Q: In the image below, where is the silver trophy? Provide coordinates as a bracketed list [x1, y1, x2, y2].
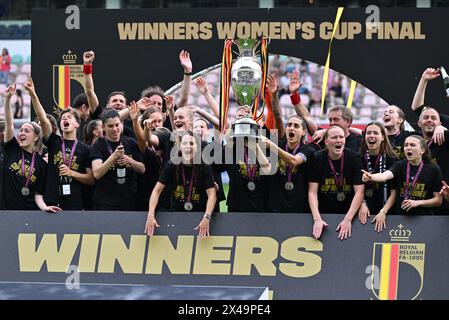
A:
[229, 39, 264, 141]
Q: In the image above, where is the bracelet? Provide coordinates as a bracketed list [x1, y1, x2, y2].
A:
[183, 71, 192, 76]
[83, 64, 93, 75]
[203, 213, 211, 220]
[290, 92, 301, 105]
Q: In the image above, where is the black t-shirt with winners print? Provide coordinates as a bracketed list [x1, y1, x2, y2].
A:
[43, 132, 92, 209]
[2, 138, 47, 210]
[389, 160, 442, 215]
[361, 153, 399, 216]
[221, 145, 270, 212]
[267, 139, 320, 213]
[308, 148, 363, 214]
[158, 161, 214, 212]
[90, 136, 144, 210]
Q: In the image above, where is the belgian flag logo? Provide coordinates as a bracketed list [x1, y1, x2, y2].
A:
[371, 225, 425, 300]
[52, 50, 86, 110]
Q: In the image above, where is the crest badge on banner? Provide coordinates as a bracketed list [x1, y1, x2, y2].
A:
[371, 224, 425, 300]
[52, 50, 86, 110]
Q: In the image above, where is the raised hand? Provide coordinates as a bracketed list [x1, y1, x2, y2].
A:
[179, 50, 192, 74]
[289, 69, 303, 94]
[5, 83, 16, 98]
[136, 97, 152, 111]
[83, 51, 95, 64]
[164, 95, 175, 111]
[421, 67, 440, 81]
[266, 74, 279, 94]
[129, 101, 140, 122]
[195, 77, 209, 95]
[24, 75, 36, 96]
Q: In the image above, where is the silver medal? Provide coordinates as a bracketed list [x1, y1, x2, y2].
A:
[21, 187, 30, 196]
[184, 201, 193, 211]
[285, 182, 294, 191]
[337, 192, 346, 202]
[247, 181, 256, 191]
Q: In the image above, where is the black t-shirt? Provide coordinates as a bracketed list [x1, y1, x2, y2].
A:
[2, 138, 47, 210]
[136, 147, 170, 211]
[388, 130, 414, 160]
[43, 132, 92, 209]
[201, 138, 226, 204]
[267, 139, 319, 213]
[389, 160, 442, 215]
[90, 136, 144, 210]
[308, 148, 363, 214]
[158, 161, 214, 212]
[222, 145, 270, 212]
[361, 152, 399, 215]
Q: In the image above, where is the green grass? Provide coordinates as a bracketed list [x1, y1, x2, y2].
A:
[219, 183, 229, 213]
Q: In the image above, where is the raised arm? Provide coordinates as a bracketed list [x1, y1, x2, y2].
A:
[195, 77, 222, 121]
[129, 101, 146, 153]
[165, 95, 176, 130]
[3, 84, 16, 142]
[143, 120, 160, 148]
[411, 67, 440, 111]
[266, 74, 285, 138]
[83, 51, 100, 114]
[261, 135, 306, 167]
[24, 76, 51, 139]
[289, 70, 318, 135]
[176, 50, 192, 108]
[191, 106, 219, 129]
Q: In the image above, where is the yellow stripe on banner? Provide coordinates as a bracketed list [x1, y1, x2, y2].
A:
[346, 79, 357, 109]
[320, 7, 344, 115]
[58, 66, 65, 108]
[379, 243, 392, 300]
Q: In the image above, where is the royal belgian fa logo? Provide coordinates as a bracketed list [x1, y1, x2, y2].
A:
[370, 224, 425, 300]
[52, 50, 86, 110]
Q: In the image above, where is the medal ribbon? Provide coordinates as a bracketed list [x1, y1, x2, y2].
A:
[21, 150, 36, 189]
[285, 142, 301, 183]
[404, 160, 424, 200]
[181, 165, 196, 203]
[328, 152, 344, 192]
[61, 139, 78, 168]
[244, 147, 257, 183]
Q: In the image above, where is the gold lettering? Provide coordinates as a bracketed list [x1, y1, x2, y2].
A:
[118, 23, 138, 40]
[320, 22, 333, 40]
[185, 22, 199, 40]
[145, 23, 158, 40]
[279, 237, 323, 278]
[233, 236, 278, 276]
[236, 22, 251, 38]
[159, 23, 173, 40]
[174, 23, 185, 40]
[199, 22, 213, 39]
[193, 236, 233, 275]
[18, 234, 80, 272]
[269, 22, 281, 39]
[216, 22, 237, 39]
[78, 234, 100, 273]
[97, 235, 147, 274]
[302, 22, 315, 40]
[146, 236, 194, 274]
